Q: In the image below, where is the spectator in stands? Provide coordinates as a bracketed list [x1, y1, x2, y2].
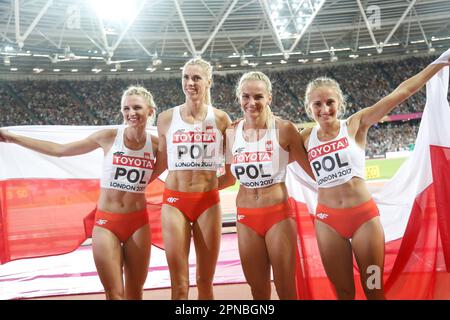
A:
[0, 53, 442, 155]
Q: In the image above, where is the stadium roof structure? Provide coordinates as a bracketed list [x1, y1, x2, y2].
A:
[0, 0, 449, 77]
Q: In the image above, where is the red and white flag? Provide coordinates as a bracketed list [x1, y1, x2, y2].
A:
[1, 68, 449, 299]
[286, 66, 450, 299]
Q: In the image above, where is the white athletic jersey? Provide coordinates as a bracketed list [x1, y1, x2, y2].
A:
[166, 105, 222, 171]
[307, 120, 365, 188]
[231, 120, 289, 189]
[100, 126, 155, 193]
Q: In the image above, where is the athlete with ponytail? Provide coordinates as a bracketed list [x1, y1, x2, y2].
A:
[151, 58, 233, 300]
[0, 86, 158, 299]
[301, 49, 450, 300]
[220, 71, 313, 299]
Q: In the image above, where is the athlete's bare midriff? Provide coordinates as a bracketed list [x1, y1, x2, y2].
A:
[98, 188, 147, 213]
[236, 182, 288, 209]
[164, 170, 218, 192]
[317, 177, 372, 208]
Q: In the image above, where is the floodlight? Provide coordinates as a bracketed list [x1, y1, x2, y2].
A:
[90, 0, 138, 21]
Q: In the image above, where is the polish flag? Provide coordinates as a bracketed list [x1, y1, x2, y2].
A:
[0, 125, 164, 264]
[286, 66, 450, 299]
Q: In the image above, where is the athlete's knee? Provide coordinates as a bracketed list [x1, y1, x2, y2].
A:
[277, 287, 297, 300]
[104, 287, 125, 300]
[331, 278, 356, 300]
[171, 281, 190, 300]
[363, 280, 385, 300]
[249, 281, 271, 300]
[196, 275, 213, 289]
[125, 289, 143, 300]
[335, 287, 355, 300]
[125, 282, 145, 300]
[364, 288, 386, 300]
[251, 287, 271, 300]
[274, 280, 297, 300]
[196, 275, 214, 299]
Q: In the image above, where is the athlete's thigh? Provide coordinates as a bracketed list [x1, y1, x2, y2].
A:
[351, 217, 385, 285]
[314, 220, 354, 288]
[265, 218, 298, 299]
[161, 204, 191, 273]
[92, 226, 124, 289]
[192, 203, 222, 277]
[123, 224, 151, 285]
[265, 218, 297, 277]
[237, 222, 271, 284]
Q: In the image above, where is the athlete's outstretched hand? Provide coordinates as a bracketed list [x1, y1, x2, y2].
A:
[432, 48, 450, 66]
[0, 129, 13, 142]
[0, 129, 11, 143]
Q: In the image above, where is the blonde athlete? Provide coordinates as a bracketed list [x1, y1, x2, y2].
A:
[220, 71, 313, 299]
[301, 50, 450, 300]
[0, 86, 158, 300]
[151, 58, 233, 300]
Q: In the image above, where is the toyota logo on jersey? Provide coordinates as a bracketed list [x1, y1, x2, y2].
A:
[109, 153, 154, 192]
[233, 151, 272, 164]
[308, 137, 352, 186]
[112, 154, 155, 169]
[170, 128, 222, 169]
[172, 130, 216, 143]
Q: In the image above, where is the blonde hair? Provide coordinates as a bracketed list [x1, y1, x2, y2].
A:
[121, 85, 157, 126]
[304, 77, 346, 120]
[183, 57, 213, 105]
[236, 71, 274, 130]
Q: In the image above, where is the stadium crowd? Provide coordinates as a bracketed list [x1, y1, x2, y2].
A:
[1, 55, 442, 156]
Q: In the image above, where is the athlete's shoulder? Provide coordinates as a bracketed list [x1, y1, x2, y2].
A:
[89, 128, 118, 149]
[212, 107, 232, 131]
[150, 134, 159, 144]
[92, 128, 117, 141]
[159, 107, 175, 118]
[230, 117, 243, 129]
[212, 107, 231, 121]
[345, 115, 358, 129]
[275, 118, 300, 138]
[96, 127, 118, 135]
[299, 126, 313, 139]
[275, 117, 295, 130]
[156, 108, 175, 125]
[150, 134, 159, 151]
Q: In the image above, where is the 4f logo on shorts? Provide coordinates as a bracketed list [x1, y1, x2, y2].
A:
[166, 197, 179, 204]
[316, 213, 328, 220]
[96, 219, 108, 225]
[237, 214, 245, 221]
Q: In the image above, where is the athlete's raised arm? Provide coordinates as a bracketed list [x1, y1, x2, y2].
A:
[353, 49, 450, 129]
[0, 128, 113, 157]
